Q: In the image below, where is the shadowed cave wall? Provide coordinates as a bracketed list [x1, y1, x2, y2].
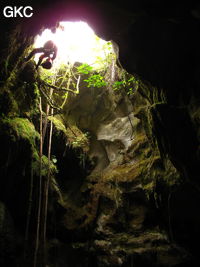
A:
[0, 1, 200, 267]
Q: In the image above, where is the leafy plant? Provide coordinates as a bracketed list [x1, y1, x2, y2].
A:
[84, 74, 107, 88]
[112, 73, 138, 95]
[76, 63, 93, 74]
[113, 80, 126, 91]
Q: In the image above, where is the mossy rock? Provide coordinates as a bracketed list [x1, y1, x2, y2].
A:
[102, 161, 144, 183]
[32, 151, 57, 177]
[0, 117, 39, 146]
[49, 115, 90, 152]
[0, 89, 19, 116]
[48, 116, 67, 133]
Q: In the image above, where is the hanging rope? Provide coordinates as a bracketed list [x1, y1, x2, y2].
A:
[40, 85, 54, 266]
[42, 88, 54, 146]
[33, 96, 43, 267]
[32, 66, 80, 266]
[24, 159, 34, 262]
[42, 106, 54, 264]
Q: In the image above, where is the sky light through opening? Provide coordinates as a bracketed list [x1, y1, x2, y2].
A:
[34, 21, 113, 70]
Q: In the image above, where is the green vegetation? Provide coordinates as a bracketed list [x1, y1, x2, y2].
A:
[113, 72, 139, 95]
[34, 37, 140, 123]
[84, 74, 107, 88]
[32, 151, 57, 177]
[66, 126, 90, 152]
[76, 63, 107, 88]
[76, 63, 93, 74]
[71, 131, 90, 148]
[0, 117, 39, 145]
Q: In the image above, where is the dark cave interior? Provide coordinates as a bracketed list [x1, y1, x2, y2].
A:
[0, 1, 200, 267]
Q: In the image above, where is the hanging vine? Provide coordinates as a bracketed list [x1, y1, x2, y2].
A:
[42, 106, 54, 263]
[24, 159, 34, 261]
[33, 96, 43, 267]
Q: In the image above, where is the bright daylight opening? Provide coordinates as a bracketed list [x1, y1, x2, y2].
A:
[34, 21, 113, 70]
